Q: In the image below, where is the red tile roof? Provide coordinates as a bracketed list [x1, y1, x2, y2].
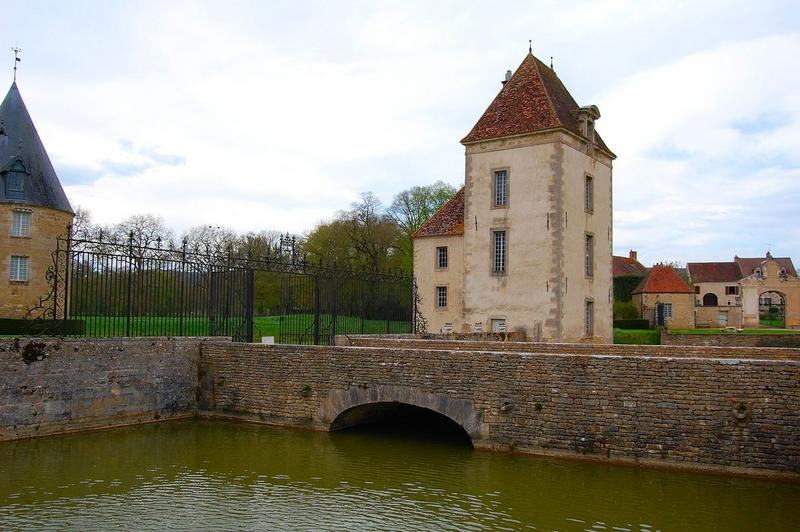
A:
[412, 188, 465, 238]
[687, 262, 742, 283]
[461, 53, 611, 155]
[688, 257, 798, 282]
[632, 265, 693, 294]
[735, 256, 797, 277]
[613, 255, 647, 277]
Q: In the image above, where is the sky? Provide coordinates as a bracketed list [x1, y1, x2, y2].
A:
[1, 0, 798, 265]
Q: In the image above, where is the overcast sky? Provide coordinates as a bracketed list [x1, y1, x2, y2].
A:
[2, 0, 798, 265]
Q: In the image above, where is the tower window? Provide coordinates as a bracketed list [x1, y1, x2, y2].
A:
[584, 299, 594, 337]
[10, 255, 29, 281]
[493, 170, 508, 207]
[584, 175, 594, 213]
[436, 286, 448, 308]
[11, 210, 31, 237]
[585, 233, 594, 277]
[436, 246, 448, 269]
[492, 230, 507, 274]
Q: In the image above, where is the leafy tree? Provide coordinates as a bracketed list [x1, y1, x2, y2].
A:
[388, 181, 458, 272]
[303, 192, 403, 273]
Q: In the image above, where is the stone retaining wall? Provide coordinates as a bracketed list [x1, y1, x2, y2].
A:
[340, 335, 800, 360]
[0, 337, 203, 441]
[201, 342, 800, 477]
[661, 331, 800, 348]
[3, 336, 799, 478]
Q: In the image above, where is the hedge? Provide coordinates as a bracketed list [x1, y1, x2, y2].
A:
[0, 318, 85, 335]
[613, 319, 650, 330]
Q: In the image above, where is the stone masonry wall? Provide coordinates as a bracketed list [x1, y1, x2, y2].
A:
[201, 342, 800, 476]
[661, 331, 800, 348]
[341, 335, 800, 361]
[0, 337, 203, 441]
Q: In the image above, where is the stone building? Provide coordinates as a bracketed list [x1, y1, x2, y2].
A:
[688, 255, 800, 329]
[631, 265, 694, 329]
[413, 52, 615, 342]
[0, 82, 74, 318]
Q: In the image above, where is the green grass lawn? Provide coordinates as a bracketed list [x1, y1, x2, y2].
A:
[65, 314, 412, 344]
[613, 328, 660, 345]
[669, 328, 800, 335]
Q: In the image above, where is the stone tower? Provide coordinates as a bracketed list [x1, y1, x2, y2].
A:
[413, 52, 615, 342]
[0, 82, 74, 318]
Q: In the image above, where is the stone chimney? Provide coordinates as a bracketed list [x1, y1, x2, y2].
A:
[629, 250, 638, 262]
[501, 70, 512, 86]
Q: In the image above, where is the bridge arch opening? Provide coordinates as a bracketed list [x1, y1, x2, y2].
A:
[330, 402, 473, 447]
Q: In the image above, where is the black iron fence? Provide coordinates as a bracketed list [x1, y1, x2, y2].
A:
[28, 234, 415, 344]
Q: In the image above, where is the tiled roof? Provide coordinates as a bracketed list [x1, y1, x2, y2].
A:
[461, 53, 611, 155]
[687, 262, 742, 283]
[412, 188, 465, 238]
[613, 255, 646, 277]
[632, 265, 693, 294]
[735, 257, 797, 278]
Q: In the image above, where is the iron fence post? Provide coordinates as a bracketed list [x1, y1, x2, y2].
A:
[313, 273, 320, 345]
[126, 231, 133, 337]
[331, 274, 337, 344]
[386, 277, 391, 334]
[63, 226, 72, 335]
[179, 240, 186, 336]
[246, 268, 254, 343]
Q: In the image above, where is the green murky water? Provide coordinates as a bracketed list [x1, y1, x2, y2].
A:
[1, 420, 797, 530]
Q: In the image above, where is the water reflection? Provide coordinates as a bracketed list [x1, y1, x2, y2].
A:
[0, 420, 797, 530]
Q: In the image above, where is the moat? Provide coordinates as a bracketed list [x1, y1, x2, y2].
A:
[1, 420, 797, 531]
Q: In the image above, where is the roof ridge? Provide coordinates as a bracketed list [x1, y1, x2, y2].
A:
[529, 54, 561, 127]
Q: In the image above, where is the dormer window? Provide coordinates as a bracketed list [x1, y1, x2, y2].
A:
[4, 160, 27, 195]
[577, 105, 601, 144]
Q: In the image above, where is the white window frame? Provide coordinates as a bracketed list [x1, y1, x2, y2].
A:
[11, 210, 31, 237]
[493, 170, 508, 207]
[436, 246, 448, 269]
[492, 230, 507, 274]
[663, 302, 673, 319]
[584, 174, 594, 213]
[436, 286, 448, 309]
[584, 299, 594, 337]
[10, 255, 29, 281]
[585, 233, 594, 278]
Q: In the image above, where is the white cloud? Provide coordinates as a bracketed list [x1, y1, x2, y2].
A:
[600, 33, 800, 263]
[4, 0, 799, 264]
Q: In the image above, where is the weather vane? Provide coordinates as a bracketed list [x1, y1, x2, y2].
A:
[528, 40, 532, 53]
[12, 46, 21, 82]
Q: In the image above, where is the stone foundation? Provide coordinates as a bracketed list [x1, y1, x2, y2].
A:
[2, 336, 799, 479]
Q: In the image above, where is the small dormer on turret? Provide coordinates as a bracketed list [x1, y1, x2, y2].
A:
[1, 157, 28, 201]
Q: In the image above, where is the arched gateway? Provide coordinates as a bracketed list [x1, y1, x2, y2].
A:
[317, 385, 489, 447]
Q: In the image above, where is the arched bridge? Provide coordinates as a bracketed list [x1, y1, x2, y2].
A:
[198, 338, 800, 475]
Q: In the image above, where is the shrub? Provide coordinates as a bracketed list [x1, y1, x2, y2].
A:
[613, 319, 650, 330]
[0, 318, 85, 335]
[613, 301, 639, 320]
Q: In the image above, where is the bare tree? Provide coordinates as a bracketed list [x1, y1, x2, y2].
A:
[343, 192, 400, 273]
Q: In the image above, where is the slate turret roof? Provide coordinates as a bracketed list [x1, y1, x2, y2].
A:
[461, 52, 612, 156]
[0, 82, 73, 214]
